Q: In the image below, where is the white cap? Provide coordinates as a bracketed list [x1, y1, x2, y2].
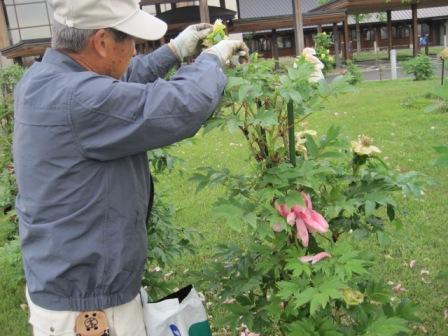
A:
[49, 0, 168, 41]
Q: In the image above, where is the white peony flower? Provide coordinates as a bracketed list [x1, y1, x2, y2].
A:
[351, 135, 381, 156]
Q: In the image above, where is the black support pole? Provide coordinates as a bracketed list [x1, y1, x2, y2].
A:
[287, 101, 296, 166]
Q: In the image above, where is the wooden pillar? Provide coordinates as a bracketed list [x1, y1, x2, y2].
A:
[430, 20, 437, 46]
[374, 26, 380, 52]
[317, 25, 322, 34]
[412, 4, 419, 56]
[0, 2, 10, 49]
[219, 0, 226, 8]
[356, 17, 361, 53]
[155, 4, 161, 15]
[333, 22, 341, 68]
[171, 2, 176, 9]
[292, 0, 305, 55]
[344, 13, 351, 60]
[199, 0, 210, 23]
[387, 10, 392, 59]
[271, 29, 280, 69]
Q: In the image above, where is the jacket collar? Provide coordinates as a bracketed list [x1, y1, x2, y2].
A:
[41, 48, 87, 72]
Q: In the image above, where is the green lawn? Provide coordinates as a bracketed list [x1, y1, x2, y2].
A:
[1, 78, 447, 335]
[352, 46, 445, 62]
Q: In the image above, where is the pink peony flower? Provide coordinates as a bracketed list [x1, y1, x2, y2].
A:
[299, 252, 332, 264]
[275, 192, 329, 246]
[275, 204, 290, 218]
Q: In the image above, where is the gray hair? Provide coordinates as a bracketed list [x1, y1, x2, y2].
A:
[51, 21, 97, 52]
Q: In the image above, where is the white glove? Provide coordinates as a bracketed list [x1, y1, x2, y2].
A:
[205, 40, 250, 66]
[170, 23, 213, 61]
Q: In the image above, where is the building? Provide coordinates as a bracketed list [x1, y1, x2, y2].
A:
[233, 0, 448, 59]
[0, 0, 238, 64]
[0, 0, 447, 64]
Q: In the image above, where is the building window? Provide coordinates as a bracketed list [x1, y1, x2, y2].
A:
[277, 35, 292, 49]
[4, 0, 52, 44]
[362, 28, 372, 41]
[380, 27, 389, 40]
[421, 23, 430, 36]
[258, 37, 271, 52]
[396, 25, 410, 39]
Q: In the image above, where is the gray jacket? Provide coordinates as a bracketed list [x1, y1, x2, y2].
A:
[13, 45, 227, 311]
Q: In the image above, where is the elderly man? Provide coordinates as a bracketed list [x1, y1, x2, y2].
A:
[13, 0, 248, 335]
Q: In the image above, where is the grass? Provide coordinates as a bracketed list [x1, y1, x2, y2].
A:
[352, 46, 445, 62]
[1, 78, 447, 335]
[308, 79, 448, 334]
[280, 46, 446, 68]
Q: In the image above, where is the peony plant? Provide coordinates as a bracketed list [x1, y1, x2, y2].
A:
[192, 56, 424, 335]
[313, 32, 334, 74]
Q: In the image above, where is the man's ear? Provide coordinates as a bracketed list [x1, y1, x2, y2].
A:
[90, 29, 109, 58]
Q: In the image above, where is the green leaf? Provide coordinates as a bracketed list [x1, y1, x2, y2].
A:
[243, 212, 257, 229]
[310, 292, 329, 315]
[226, 76, 249, 89]
[282, 190, 305, 208]
[386, 204, 395, 221]
[292, 287, 318, 308]
[363, 316, 409, 336]
[288, 89, 303, 104]
[377, 231, 392, 248]
[214, 203, 245, 232]
[366, 281, 391, 304]
[305, 134, 319, 158]
[318, 151, 346, 159]
[394, 298, 420, 322]
[365, 200, 375, 216]
[285, 258, 311, 277]
[225, 116, 242, 133]
[277, 281, 304, 300]
[436, 269, 448, 280]
[238, 84, 253, 102]
[213, 33, 223, 44]
[254, 109, 278, 128]
[289, 319, 319, 336]
[365, 192, 390, 205]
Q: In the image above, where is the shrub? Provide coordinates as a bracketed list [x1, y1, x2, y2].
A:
[313, 32, 334, 74]
[403, 54, 434, 81]
[345, 60, 363, 85]
[192, 55, 424, 335]
[0, 65, 25, 244]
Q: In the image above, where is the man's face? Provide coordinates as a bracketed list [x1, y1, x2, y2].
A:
[104, 31, 136, 79]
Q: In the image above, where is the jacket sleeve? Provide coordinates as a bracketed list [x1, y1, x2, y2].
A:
[69, 54, 227, 161]
[123, 45, 179, 84]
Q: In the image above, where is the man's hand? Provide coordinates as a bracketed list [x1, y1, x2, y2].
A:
[204, 40, 250, 66]
[170, 23, 213, 61]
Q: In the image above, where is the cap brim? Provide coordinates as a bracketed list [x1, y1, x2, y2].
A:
[113, 10, 167, 41]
